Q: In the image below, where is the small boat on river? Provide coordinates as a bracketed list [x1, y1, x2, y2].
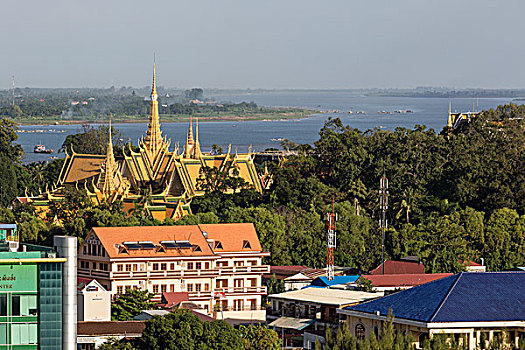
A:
[34, 145, 54, 154]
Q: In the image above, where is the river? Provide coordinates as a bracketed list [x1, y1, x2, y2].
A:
[17, 92, 513, 164]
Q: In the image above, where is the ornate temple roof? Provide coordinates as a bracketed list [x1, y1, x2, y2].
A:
[20, 64, 264, 221]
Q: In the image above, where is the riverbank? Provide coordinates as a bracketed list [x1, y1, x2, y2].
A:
[12, 107, 317, 126]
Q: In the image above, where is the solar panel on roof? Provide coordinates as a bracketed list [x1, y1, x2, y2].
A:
[123, 242, 141, 250]
[160, 241, 178, 248]
[139, 241, 155, 249]
[176, 240, 192, 249]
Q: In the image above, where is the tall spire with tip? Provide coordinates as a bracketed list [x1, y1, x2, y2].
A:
[447, 101, 453, 128]
[143, 61, 166, 163]
[98, 119, 119, 195]
[194, 117, 201, 158]
[185, 116, 195, 158]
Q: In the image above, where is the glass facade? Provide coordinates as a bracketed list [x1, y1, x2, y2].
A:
[0, 258, 63, 350]
[39, 262, 63, 350]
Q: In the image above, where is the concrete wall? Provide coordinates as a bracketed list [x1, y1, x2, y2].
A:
[54, 236, 77, 350]
[77, 291, 111, 322]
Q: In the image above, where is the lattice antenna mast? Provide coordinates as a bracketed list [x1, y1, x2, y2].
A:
[326, 204, 337, 281]
[379, 176, 389, 275]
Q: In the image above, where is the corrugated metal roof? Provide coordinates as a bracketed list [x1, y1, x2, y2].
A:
[269, 317, 315, 330]
[345, 272, 525, 323]
[270, 288, 383, 306]
[312, 275, 360, 287]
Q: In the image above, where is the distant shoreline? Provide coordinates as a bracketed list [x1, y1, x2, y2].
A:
[13, 110, 318, 126]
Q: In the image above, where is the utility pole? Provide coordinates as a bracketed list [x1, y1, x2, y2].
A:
[379, 176, 388, 275]
[326, 203, 337, 281]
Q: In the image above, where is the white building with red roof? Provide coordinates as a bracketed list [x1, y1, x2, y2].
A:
[77, 223, 270, 322]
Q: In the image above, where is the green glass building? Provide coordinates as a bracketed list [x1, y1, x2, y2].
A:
[0, 225, 66, 350]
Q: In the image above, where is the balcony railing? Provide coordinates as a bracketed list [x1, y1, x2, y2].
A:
[214, 305, 266, 312]
[214, 286, 267, 295]
[79, 265, 270, 280]
[78, 268, 110, 279]
[218, 266, 270, 274]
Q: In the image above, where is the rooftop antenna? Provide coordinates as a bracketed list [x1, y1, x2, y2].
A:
[326, 198, 337, 281]
[379, 176, 389, 275]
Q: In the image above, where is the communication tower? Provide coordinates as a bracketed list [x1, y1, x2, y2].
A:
[379, 176, 389, 275]
[326, 207, 337, 281]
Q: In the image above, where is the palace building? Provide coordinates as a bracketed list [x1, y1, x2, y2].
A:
[77, 223, 269, 322]
[18, 66, 264, 221]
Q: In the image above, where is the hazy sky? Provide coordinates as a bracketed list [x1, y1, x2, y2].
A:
[2, 0, 525, 89]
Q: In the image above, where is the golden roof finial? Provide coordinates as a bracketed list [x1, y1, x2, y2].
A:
[185, 116, 195, 158]
[447, 101, 453, 128]
[142, 62, 167, 164]
[152, 60, 157, 96]
[97, 118, 119, 195]
[194, 117, 201, 159]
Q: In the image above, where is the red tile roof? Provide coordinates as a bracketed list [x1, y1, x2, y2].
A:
[77, 277, 93, 291]
[200, 223, 263, 252]
[369, 260, 425, 275]
[87, 223, 264, 259]
[363, 273, 453, 288]
[159, 292, 190, 308]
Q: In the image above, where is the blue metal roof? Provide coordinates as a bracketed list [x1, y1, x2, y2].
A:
[432, 272, 525, 322]
[311, 275, 360, 287]
[345, 272, 525, 323]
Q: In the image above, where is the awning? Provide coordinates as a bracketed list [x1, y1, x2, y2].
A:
[269, 317, 315, 330]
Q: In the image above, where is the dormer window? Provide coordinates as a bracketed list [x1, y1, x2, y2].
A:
[214, 241, 223, 250]
[242, 240, 251, 249]
[193, 245, 202, 252]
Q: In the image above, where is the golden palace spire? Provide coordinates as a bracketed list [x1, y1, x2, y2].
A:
[447, 101, 453, 128]
[185, 116, 195, 158]
[97, 119, 119, 195]
[194, 117, 202, 159]
[142, 63, 167, 163]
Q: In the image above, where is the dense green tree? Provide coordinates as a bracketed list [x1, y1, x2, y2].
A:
[97, 338, 136, 350]
[484, 208, 525, 271]
[0, 118, 23, 162]
[196, 161, 252, 194]
[111, 288, 156, 321]
[0, 155, 18, 207]
[60, 124, 125, 156]
[265, 274, 285, 295]
[200, 320, 244, 350]
[239, 324, 280, 350]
